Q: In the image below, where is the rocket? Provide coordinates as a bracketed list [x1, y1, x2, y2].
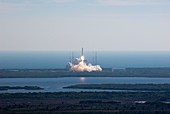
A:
[81, 48, 87, 63]
[67, 48, 102, 72]
[81, 48, 84, 56]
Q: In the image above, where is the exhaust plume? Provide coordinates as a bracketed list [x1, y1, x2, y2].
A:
[67, 49, 102, 72]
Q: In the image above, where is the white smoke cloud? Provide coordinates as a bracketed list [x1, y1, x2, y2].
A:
[68, 55, 102, 72]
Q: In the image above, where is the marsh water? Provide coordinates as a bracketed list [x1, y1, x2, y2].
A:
[0, 77, 170, 93]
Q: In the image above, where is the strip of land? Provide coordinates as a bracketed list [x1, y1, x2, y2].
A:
[0, 92, 170, 114]
[0, 68, 170, 78]
[0, 86, 43, 91]
[64, 84, 170, 91]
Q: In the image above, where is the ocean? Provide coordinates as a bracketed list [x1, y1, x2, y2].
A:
[0, 51, 170, 69]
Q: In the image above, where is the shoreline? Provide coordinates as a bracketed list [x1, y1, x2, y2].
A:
[0, 86, 43, 91]
[64, 84, 170, 91]
[0, 67, 170, 78]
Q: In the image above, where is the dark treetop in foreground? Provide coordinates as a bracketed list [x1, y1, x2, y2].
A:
[0, 92, 170, 114]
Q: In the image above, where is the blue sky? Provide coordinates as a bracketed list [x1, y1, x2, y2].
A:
[0, 0, 170, 51]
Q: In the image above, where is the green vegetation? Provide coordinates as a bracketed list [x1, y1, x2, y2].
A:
[0, 92, 170, 113]
[0, 68, 170, 113]
[65, 84, 170, 91]
[0, 86, 43, 90]
[0, 68, 170, 78]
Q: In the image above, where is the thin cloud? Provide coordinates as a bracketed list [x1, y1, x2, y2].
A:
[0, 3, 24, 13]
[0, 0, 169, 6]
[0, 0, 77, 4]
[0, 0, 78, 13]
[83, 12, 170, 19]
[24, 0, 77, 4]
[95, 0, 170, 6]
[0, 0, 71, 13]
[51, 0, 77, 3]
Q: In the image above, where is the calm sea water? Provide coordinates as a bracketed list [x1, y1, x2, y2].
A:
[0, 77, 170, 93]
[0, 51, 170, 69]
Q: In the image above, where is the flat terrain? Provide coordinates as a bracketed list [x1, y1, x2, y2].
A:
[0, 86, 43, 91]
[0, 92, 170, 114]
[0, 68, 170, 113]
[64, 84, 170, 91]
[0, 68, 170, 78]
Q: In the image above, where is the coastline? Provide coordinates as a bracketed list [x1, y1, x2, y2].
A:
[0, 67, 170, 78]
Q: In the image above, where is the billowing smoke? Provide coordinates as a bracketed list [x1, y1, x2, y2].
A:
[68, 55, 102, 72]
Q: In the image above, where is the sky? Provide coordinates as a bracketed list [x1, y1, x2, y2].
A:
[0, 0, 170, 51]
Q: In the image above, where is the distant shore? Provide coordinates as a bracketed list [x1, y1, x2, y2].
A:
[64, 84, 170, 91]
[0, 68, 170, 78]
[0, 86, 43, 91]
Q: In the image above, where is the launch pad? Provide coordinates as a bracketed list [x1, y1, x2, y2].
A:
[67, 48, 102, 72]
